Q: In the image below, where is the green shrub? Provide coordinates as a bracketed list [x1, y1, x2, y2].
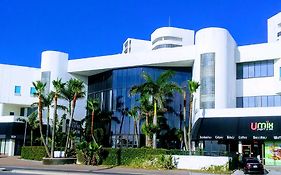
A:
[21, 146, 47, 161]
[76, 150, 85, 164]
[101, 148, 175, 169]
[201, 164, 230, 174]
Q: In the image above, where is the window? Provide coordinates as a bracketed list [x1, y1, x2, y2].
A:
[236, 60, 274, 79]
[260, 61, 267, 77]
[267, 60, 274, 76]
[152, 44, 182, 50]
[20, 108, 25, 116]
[152, 36, 182, 45]
[14, 86, 21, 95]
[237, 95, 281, 108]
[268, 96, 274, 107]
[30, 87, 36, 96]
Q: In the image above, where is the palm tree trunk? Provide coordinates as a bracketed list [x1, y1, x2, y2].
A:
[51, 96, 57, 158]
[38, 95, 51, 157]
[145, 113, 149, 147]
[91, 111, 97, 144]
[137, 118, 140, 148]
[188, 94, 193, 155]
[64, 96, 76, 157]
[91, 111, 94, 137]
[183, 91, 188, 151]
[46, 107, 50, 146]
[31, 129, 33, 146]
[119, 113, 125, 135]
[134, 120, 139, 147]
[153, 100, 157, 149]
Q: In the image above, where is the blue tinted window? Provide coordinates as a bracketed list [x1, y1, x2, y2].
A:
[255, 96, 262, 107]
[254, 62, 261, 77]
[236, 97, 243, 108]
[267, 60, 274, 77]
[236, 64, 243, 79]
[237, 60, 274, 79]
[248, 97, 255, 107]
[260, 61, 267, 77]
[261, 96, 268, 107]
[268, 96, 274, 107]
[275, 96, 281, 106]
[248, 63, 255, 78]
[243, 63, 249, 79]
[243, 97, 249, 107]
[14, 86, 21, 95]
[30, 87, 36, 95]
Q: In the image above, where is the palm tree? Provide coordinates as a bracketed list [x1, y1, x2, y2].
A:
[32, 81, 51, 157]
[64, 78, 85, 156]
[17, 112, 39, 146]
[130, 70, 181, 149]
[42, 93, 53, 146]
[86, 98, 100, 142]
[51, 78, 65, 158]
[127, 107, 140, 147]
[187, 80, 200, 154]
[27, 112, 39, 146]
[61, 83, 74, 126]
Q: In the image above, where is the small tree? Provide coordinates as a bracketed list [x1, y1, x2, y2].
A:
[32, 81, 50, 157]
[127, 107, 140, 147]
[86, 98, 100, 142]
[51, 78, 65, 158]
[130, 70, 181, 149]
[64, 78, 85, 156]
[187, 80, 199, 154]
[28, 112, 39, 146]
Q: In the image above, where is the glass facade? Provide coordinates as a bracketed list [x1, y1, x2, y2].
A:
[88, 67, 192, 137]
[237, 95, 281, 108]
[236, 60, 274, 79]
[200, 53, 215, 109]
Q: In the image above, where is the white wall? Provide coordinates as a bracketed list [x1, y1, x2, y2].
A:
[1, 104, 22, 116]
[122, 38, 151, 54]
[151, 27, 194, 50]
[195, 27, 237, 109]
[237, 42, 281, 96]
[268, 12, 281, 43]
[41, 51, 87, 121]
[173, 155, 229, 170]
[0, 64, 40, 105]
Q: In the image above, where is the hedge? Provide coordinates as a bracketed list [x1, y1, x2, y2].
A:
[21, 146, 47, 161]
[102, 148, 171, 165]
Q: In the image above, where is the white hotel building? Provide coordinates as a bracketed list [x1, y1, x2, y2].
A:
[1, 12, 281, 164]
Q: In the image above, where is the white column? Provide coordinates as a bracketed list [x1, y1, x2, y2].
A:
[238, 141, 242, 154]
[7, 139, 15, 156]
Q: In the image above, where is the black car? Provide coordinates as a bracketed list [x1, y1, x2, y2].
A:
[243, 158, 264, 174]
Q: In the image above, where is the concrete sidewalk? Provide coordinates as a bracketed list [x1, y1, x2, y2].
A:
[0, 156, 208, 175]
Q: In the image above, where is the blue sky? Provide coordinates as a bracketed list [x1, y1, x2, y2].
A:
[0, 0, 281, 68]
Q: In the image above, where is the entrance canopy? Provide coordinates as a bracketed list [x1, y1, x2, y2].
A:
[192, 116, 281, 141]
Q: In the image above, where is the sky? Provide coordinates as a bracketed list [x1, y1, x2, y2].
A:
[0, 0, 281, 68]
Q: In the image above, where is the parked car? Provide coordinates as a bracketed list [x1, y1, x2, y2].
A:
[243, 157, 264, 174]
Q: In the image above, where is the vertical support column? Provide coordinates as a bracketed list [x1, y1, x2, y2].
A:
[238, 141, 242, 154]
[8, 139, 15, 156]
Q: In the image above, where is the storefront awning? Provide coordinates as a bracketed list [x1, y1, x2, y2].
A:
[192, 116, 281, 141]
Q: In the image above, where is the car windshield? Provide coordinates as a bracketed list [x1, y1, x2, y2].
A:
[246, 159, 260, 163]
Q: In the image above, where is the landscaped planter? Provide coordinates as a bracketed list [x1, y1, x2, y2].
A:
[42, 158, 77, 165]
